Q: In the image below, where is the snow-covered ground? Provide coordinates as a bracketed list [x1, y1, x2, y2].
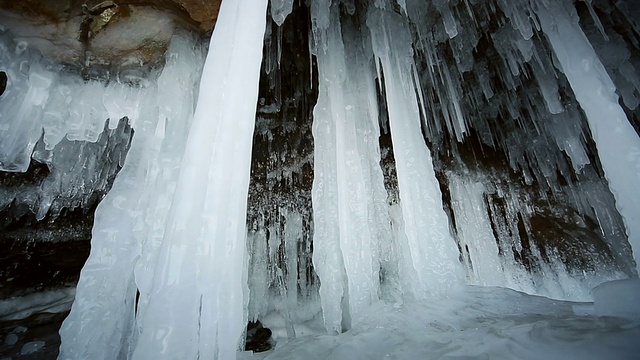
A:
[240, 282, 640, 360]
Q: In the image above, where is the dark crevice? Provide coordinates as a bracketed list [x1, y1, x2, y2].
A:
[0, 71, 7, 97]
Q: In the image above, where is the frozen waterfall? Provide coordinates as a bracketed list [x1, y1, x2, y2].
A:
[0, 0, 639, 359]
[58, 0, 269, 358]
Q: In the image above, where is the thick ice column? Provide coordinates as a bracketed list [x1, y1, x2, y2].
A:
[58, 33, 204, 360]
[367, 7, 463, 298]
[132, 0, 268, 359]
[535, 0, 640, 274]
[311, 1, 391, 332]
[310, 1, 349, 334]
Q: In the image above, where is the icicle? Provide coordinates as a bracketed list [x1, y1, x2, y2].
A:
[497, 0, 534, 40]
[367, 6, 463, 299]
[435, 0, 459, 39]
[310, 1, 347, 334]
[271, 0, 294, 26]
[582, 0, 609, 41]
[311, 1, 391, 332]
[535, 0, 640, 274]
[449, 174, 503, 286]
[132, 0, 268, 358]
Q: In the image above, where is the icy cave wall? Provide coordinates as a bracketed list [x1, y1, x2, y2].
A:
[0, 0, 220, 302]
[0, 0, 639, 357]
[244, 0, 640, 333]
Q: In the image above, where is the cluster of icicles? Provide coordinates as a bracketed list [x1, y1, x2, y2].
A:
[0, 0, 638, 358]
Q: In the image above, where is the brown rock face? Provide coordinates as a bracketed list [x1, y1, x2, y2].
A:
[0, 0, 221, 65]
[171, 0, 221, 31]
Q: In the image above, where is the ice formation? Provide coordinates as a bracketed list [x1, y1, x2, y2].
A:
[535, 0, 640, 275]
[0, 0, 639, 359]
[58, 0, 269, 358]
[310, 1, 393, 333]
[57, 32, 205, 359]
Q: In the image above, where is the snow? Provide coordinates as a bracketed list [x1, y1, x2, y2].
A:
[592, 279, 640, 319]
[238, 285, 640, 360]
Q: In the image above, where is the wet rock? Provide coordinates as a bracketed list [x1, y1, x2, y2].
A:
[0, 0, 221, 66]
[0, 311, 67, 360]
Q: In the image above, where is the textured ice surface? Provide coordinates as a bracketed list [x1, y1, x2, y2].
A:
[58, 32, 205, 360]
[131, 0, 268, 358]
[239, 286, 640, 360]
[310, 1, 391, 333]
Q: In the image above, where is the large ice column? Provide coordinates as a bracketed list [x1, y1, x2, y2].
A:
[58, 33, 204, 360]
[311, 1, 391, 332]
[367, 7, 463, 298]
[310, 1, 354, 334]
[132, 0, 268, 359]
[535, 0, 640, 274]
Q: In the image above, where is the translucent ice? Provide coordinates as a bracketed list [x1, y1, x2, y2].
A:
[535, 0, 640, 273]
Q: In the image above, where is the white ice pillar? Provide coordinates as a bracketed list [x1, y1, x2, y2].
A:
[132, 0, 268, 359]
[367, 7, 463, 298]
[58, 33, 204, 360]
[311, 1, 391, 332]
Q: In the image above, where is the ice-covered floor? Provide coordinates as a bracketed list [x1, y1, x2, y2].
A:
[239, 284, 640, 360]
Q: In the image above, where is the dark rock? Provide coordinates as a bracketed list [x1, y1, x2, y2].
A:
[245, 320, 273, 353]
[0, 311, 67, 360]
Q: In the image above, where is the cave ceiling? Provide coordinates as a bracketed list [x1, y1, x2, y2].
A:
[0, 0, 221, 66]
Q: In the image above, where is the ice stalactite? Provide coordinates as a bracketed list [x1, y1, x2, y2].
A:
[309, 1, 347, 335]
[271, 0, 294, 26]
[394, 0, 638, 299]
[58, 32, 205, 359]
[534, 0, 640, 274]
[310, 1, 393, 332]
[131, 0, 268, 358]
[368, 5, 464, 298]
[449, 174, 503, 287]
